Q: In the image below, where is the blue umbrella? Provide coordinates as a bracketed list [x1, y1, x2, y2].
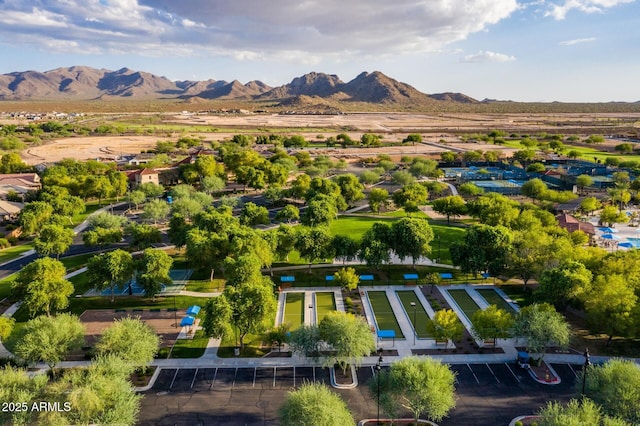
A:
[599, 227, 619, 233]
[618, 242, 634, 248]
[180, 316, 195, 327]
[601, 233, 621, 240]
[186, 305, 201, 316]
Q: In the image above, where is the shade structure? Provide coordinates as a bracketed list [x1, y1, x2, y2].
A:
[186, 305, 201, 316]
[601, 233, 621, 240]
[598, 227, 619, 233]
[618, 242, 635, 248]
[180, 316, 195, 327]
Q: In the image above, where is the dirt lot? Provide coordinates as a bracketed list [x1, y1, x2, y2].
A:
[79, 308, 184, 349]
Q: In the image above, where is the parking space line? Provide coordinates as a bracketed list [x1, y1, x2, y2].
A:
[209, 368, 218, 390]
[231, 367, 238, 389]
[293, 367, 296, 388]
[485, 363, 500, 383]
[467, 364, 480, 384]
[252, 368, 257, 388]
[313, 367, 316, 382]
[190, 368, 198, 389]
[272, 367, 277, 388]
[505, 363, 520, 383]
[567, 364, 578, 378]
[169, 369, 179, 390]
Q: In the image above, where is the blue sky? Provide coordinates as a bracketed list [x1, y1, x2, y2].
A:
[0, 0, 637, 102]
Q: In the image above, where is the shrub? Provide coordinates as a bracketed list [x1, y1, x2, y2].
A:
[0, 238, 10, 249]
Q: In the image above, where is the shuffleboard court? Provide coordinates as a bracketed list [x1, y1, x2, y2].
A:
[315, 292, 336, 323]
[448, 289, 482, 321]
[396, 290, 433, 338]
[283, 292, 304, 330]
[367, 291, 404, 338]
[476, 288, 517, 315]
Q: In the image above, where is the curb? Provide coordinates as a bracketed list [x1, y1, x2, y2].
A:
[527, 361, 561, 385]
[134, 366, 162, 392]
[330, 365, 358, 389]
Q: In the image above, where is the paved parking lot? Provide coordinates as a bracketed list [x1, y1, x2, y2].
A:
[138, 362, 581, 425]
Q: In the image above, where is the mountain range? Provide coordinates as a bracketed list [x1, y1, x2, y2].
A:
[0, 66, 478, 105]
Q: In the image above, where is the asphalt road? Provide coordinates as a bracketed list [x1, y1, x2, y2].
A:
[138, 362, 580, 426]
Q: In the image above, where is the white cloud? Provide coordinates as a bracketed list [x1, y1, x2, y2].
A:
[461, 50, 517, 63]
[559, 37, 597, 45]
[0, 0, 520, 61]
[545, 0, 635, 20]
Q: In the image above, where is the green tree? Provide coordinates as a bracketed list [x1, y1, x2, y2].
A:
[331, 235, 359, 264]
[458, 182, 485, 197]
[536, 261, 592, 309]
[359, 222, 392, 269]
[431, 195, 467, 224]
[537, 398, 629, 426]
[471, 305, 515, 350]
[167, 214, 192, 249]
[87, 250, 134, 302]
[19, 201, 54, 236]
[301, 197, 338, 226]
[223, 278, 276, 349]
[265, 324, 290, 352]
[128, 190, 146, 210]
[275, 204, 300, 223]
[138, 182, 164, 198]
[600, 205, 629, 226]
[615, 143, 633, 154]
[377, 356, 457, 423]
[332, 267, 360, 292]
[142, 199, 170, 224]
[11, 257, 73, 317]
[128, 222, 162, 250]
[391, 218, 434, 267]
[393, 183, 428, 213]
[576, 174, 594, 194]
[391, 170, 416, 186]
[319, 311, 375, 375]
[368, 187, 389, 214]
[289, 324, 322, 360]
[582, 274, 637, 344]
[580, 359, 640, 424]
[201, 175, 226, 194]
[239, 202, 270, 226]
[403, 133, 423, 144]
[521, 178, 548, 202]
[96, 317, 160, 370]
[33, 223, 74, 259]
[526, 162, 546, 173]
[512, 303, 570, 360]
[450, 224, 513, 277]
[0, 316, 14, 341]
[580, 196, 601, 216]
[295, 227, 334, 272]
[278, 382, 354, 426]
[16, 313, 84, 371]
[202, 296, 233, 340]
[135, 249, 173, 299]
[334, 174, 364, 206]
[426, 309, 463, 350]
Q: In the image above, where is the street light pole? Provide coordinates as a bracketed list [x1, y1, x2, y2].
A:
[376, 349, 384, 426]
[437, 235, 441, 263]
[410, 302, 417, 345]
[308, 304, 313, 325]
[581, 348, 591, 397]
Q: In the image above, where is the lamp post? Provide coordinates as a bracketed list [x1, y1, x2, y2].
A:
[581, 348, 591, 397]
[308, 304, 313, 325]
[376, 349, 384, 426]
[437, 235, 441, 263]
[410, 302, 417, 345]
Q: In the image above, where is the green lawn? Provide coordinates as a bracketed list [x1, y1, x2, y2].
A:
[329, 216, 397, 241]
[69, 272, 92, 295]
[0, 275, 15, 300]
[0, 243, 33, 264]
[499, 139, 638, 164]
[283, 292, 304, 331]
[186, 279, 224, 293]
[217, 331, 269, 358]
[448, 289, 482, 321]
[60, 253, 96, 271]
[367, 291, 404, 338]
[169, 330, 209, 358]
[396, 290, 433, 338]
[476, 288, 517, 315]
[499, 284, 534, 308]
[315, 292, 336, 323]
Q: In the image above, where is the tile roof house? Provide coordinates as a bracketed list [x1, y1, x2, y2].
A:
[556, 213, 596, 235]
[0, 173, 41, 199]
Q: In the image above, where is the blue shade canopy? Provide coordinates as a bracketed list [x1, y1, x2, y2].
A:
[186, 305, 201, 316]
[618, 242, 634, 248]
[180, 316, 195, 326]
[439, 273, 453, 279]
[598, 227, 619, 233]
[601, 233, 621, 240]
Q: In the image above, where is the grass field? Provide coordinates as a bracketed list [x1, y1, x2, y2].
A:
[186, 279, 224, 293]
[448, 289, 482, 321]
[499, 139, 637, 164]
[329, 216, 397, 241]
[367, 291, 404, 338]
[476, 288, 517, 315]
[283, 292, 304, 330]
[0, 244, 33, 265]
[69, 272, 92, 295]
[396, 290, 433, 338]
[169, 330, 209, 358]
[0, 275, 15, 300]
[315, 292, 336, 323]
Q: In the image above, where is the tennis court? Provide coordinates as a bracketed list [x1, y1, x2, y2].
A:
[283, 292, 304, 330]
[396, 290, 433, 338]
[476, 288, 517, 315]
[367, 291, 404, 338]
